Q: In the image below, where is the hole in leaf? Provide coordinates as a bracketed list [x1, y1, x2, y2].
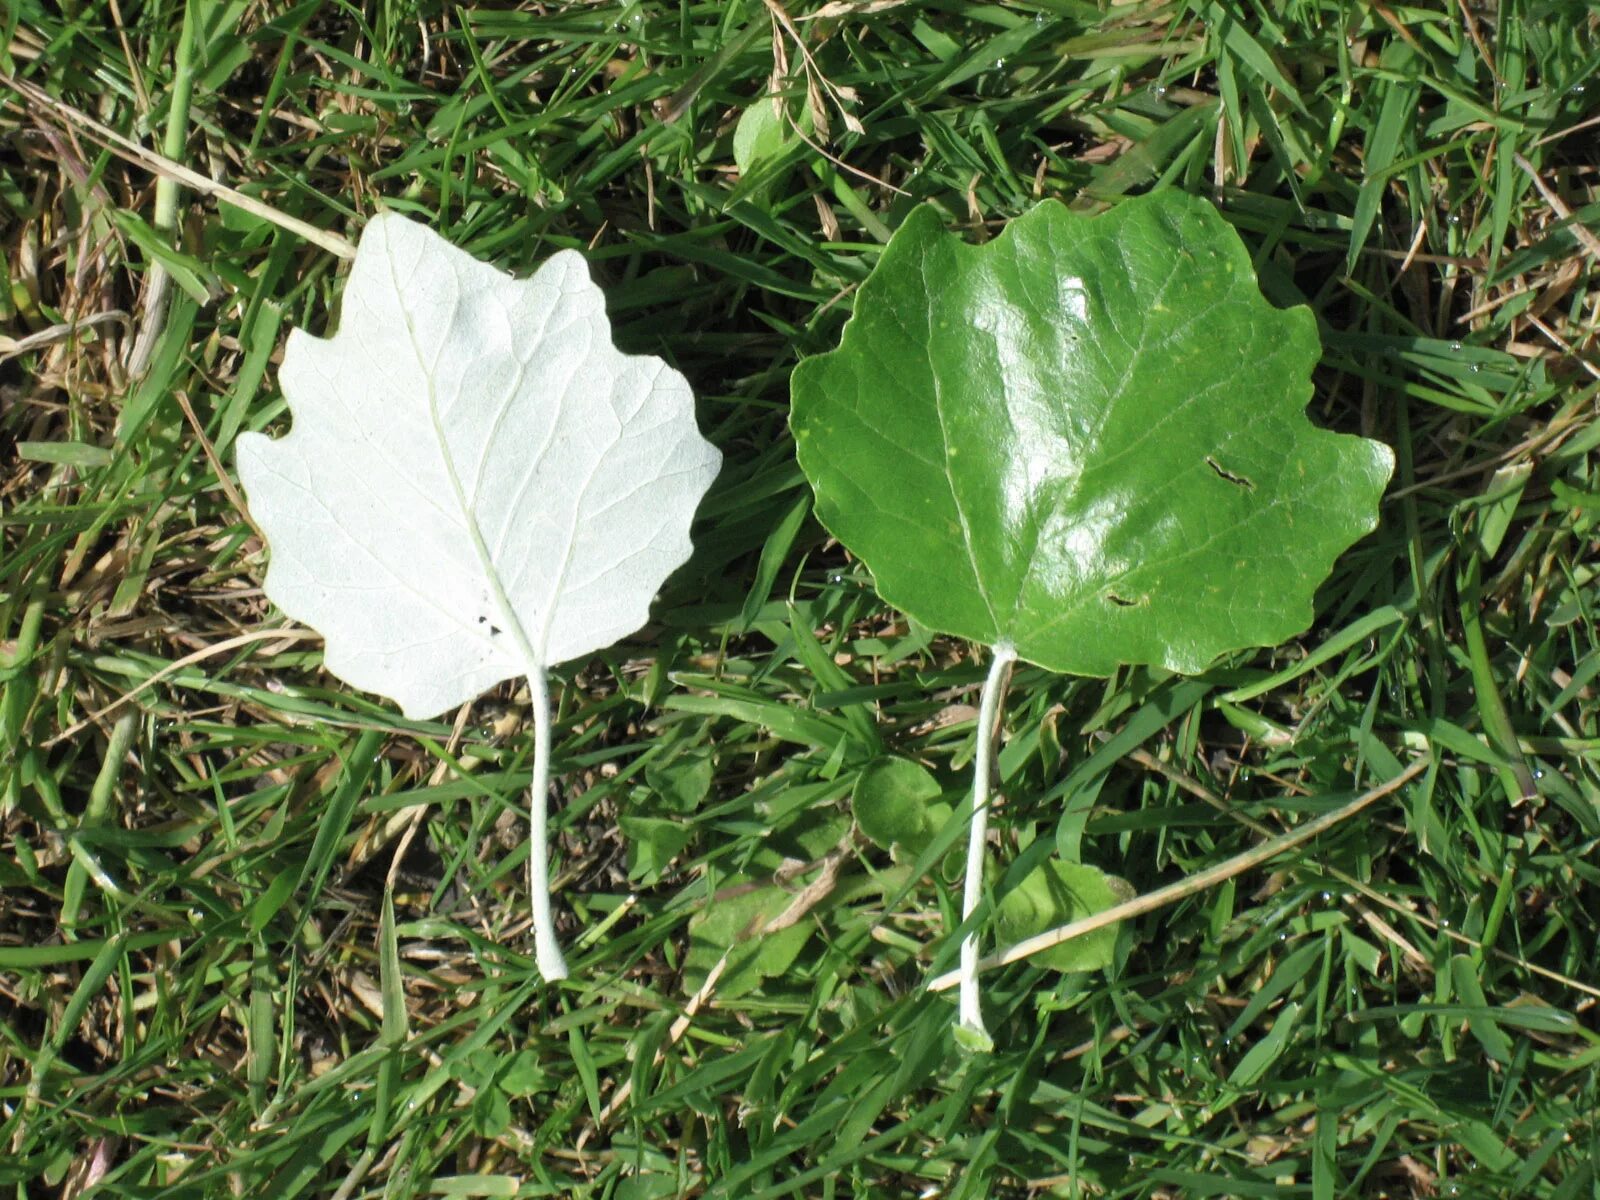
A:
[1205, 456, 1255, 490]
[1105, 592, 1140, 607]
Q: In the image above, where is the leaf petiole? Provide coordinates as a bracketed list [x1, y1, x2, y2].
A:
[957, 642, 1016, 1048]
[527, 664, 569, 981]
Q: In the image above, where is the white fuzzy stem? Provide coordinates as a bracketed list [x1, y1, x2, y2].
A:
[528, 664, 568, 981]
[957, 643, 1016, 1043]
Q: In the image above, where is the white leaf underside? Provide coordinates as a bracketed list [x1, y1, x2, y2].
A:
[238, 213, 721, 719]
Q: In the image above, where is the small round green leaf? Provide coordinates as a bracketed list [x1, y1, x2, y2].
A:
[994, 861, 1134, 973]
[733, 99, 788, 179]
[790, 192, 1394, 674]
[851, 756, 943, 852]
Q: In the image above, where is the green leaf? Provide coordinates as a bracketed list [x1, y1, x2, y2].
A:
[430, 1177, 520, 1198]
[750, 804, 851, 872]
[618, 812, 693, 882]
[14, 441, 113, 469]
[790, 192, 1394, 675]
[616, 1177, 683, 1200]
[952, 1022, 995, 1054]
[643, 744, 714, 814]
[851, 756, 951, 856]
[472, 1085, 512, 1138]
[109, 208, 218, 304]
[498, 1050, 547, 1097]
[733, 98, 788, 179]
[1449, 954, 1515, 1065]
[684, 885, 813, 999]
[1227, 1000, 1303, 1088]
[993, 860, 1134, 973]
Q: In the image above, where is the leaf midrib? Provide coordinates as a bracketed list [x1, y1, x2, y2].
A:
[388, 243, 547, 677]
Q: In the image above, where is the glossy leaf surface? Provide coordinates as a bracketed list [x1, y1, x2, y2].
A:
[791, 192, 1393, 674]
[238, 212, 721, 718]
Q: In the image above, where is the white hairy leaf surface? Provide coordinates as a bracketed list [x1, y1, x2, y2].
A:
[237, 212, 721, 720]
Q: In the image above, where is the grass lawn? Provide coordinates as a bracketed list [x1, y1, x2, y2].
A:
[3, 1, 1599, 1196]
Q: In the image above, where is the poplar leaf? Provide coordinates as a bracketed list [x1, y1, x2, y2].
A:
[790, 191, 1393, 675]
[789, 190, 1394, 1045]
[237, 212, 720, 981]
[237, 212, 721, 719]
